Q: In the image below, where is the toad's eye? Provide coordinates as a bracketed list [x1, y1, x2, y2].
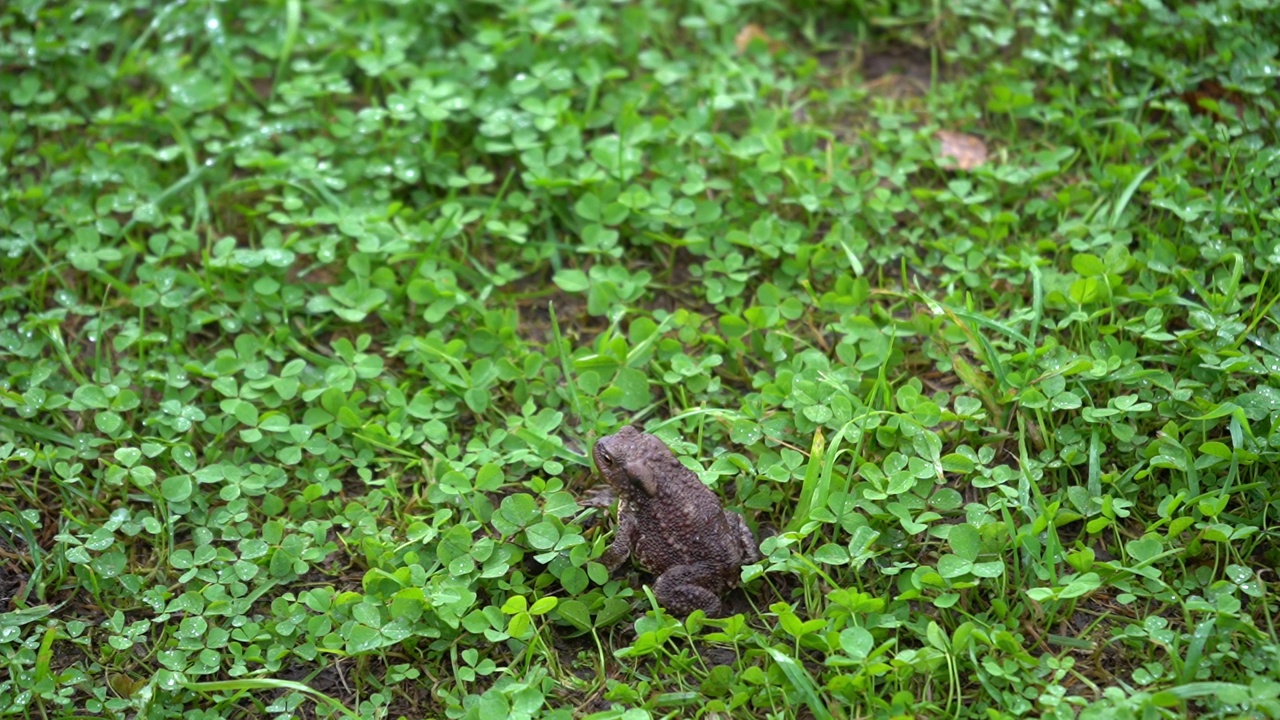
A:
[597, 447, 614, 467]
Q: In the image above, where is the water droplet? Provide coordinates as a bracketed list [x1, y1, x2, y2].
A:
[261, 248, 290, 265]
[1226, 566, 1252, 583]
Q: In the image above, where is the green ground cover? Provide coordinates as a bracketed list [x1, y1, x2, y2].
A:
[2, 0, 1280, 718]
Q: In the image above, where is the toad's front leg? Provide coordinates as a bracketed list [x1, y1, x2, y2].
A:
[601, 506, 637, 571]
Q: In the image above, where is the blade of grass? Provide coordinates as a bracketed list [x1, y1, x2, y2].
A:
[270, 0, 303, 104]
[548, 301, 582, 425]
[761, 645, 833, 720]
[181, 678, 360, 720]
[786, 427, 826, 533]
[1109, 134, 1196, 229]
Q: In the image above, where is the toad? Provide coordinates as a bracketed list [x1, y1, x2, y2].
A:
[593, 425, 760, 617]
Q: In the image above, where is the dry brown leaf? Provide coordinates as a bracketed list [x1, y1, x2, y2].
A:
[1181, 80, 1246, 120]
[735, 24, 780, 54]
[935, 130, 989, 171]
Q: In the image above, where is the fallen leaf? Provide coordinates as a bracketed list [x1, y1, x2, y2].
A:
[735, 24, 779, 54]
[1181, 80, 1245, 121]
[935, 130, 989, 171]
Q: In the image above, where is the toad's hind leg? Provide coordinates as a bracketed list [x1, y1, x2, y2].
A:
[653, 563, 725, 617]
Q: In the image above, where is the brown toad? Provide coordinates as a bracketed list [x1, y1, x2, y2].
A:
[593, 425, 760, 617]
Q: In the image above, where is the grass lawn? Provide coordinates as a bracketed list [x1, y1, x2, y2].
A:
[3, 0, 1280, 718]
